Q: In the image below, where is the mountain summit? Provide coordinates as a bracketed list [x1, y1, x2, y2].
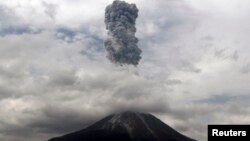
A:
[48, 111, 196, 141]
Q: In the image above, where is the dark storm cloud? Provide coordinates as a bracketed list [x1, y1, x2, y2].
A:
[104, 0, 141, 65]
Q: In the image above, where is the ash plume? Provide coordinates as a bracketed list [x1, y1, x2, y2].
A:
[104, 0, 141, 66]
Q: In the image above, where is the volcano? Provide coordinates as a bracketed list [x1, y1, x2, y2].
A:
[48, 111, 196, 141]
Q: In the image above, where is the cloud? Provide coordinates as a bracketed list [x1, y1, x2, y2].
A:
[0, 0, 250, 141]
[241, 63, 250, 74]
[0, 30, 169, 140]
[0, 65, 170, 141]
[42, 1, 58, 19]
[0, 5, 34, 36]
[150, 93, 250, 140]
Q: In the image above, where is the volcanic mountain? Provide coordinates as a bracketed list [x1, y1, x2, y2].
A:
[48, 111, 196, 141]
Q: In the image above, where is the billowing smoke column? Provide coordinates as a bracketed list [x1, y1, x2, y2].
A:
[104, 0, 141, 66]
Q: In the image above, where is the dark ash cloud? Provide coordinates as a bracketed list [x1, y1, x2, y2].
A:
[104, 0, 141, 66]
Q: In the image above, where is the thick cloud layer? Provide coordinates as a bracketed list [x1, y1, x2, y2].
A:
[104, 0, 141, 65]
[0, 0, 250, 141]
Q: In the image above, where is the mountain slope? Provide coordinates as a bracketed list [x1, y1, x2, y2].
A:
[48, 111, 196, 141]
